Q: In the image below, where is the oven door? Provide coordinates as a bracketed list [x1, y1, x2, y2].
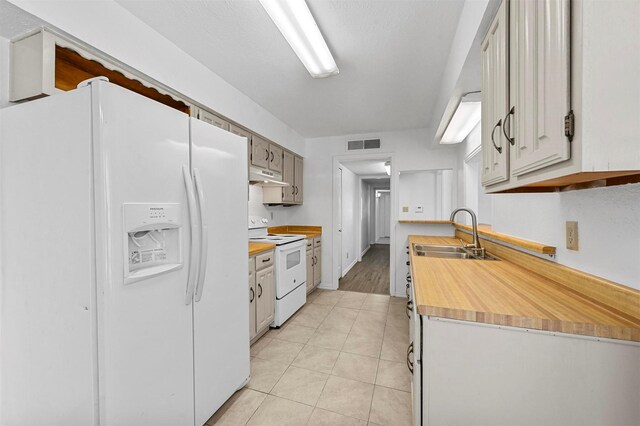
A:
[276, 241, 307, 298]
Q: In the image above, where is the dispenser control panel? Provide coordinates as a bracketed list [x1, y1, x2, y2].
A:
[123, 203, 183, 284]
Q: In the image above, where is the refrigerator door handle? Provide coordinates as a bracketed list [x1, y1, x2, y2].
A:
[193, 168, 209, 302]
[183, 165, 200, 305]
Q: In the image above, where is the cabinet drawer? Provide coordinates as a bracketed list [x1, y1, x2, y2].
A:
[249, 256, 255, 274]
[306, 239, 313, 250]
[314, 237, 321, 248]
[256, 251, 274, 270]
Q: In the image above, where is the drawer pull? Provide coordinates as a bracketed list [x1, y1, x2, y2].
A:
[407, 343, 414, 375]
[262, 258, 271, 263]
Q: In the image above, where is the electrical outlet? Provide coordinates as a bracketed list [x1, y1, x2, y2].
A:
[566, 221, 579, 251]
[415, 206, 423, 213]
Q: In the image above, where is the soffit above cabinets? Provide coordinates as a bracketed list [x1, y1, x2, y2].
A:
[115, 0, 465, 138]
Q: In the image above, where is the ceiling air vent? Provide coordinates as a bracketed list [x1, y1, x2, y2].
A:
[364, 139, 381, 149]
[347, 139, 381, 151]
[347, 140, 364, 150]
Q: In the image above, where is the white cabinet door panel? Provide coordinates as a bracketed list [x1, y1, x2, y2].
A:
[510, 0, 571, 176]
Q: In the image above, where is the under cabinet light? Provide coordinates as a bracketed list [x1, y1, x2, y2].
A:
[259, 0, 339, 78]
[440, 92, 481, 144]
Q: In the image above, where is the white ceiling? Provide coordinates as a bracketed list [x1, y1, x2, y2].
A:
[116, 0, 465, 138]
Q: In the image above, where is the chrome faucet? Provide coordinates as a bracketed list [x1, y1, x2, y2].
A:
[450, 208, 483, 255]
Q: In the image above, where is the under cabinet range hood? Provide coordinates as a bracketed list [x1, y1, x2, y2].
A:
[249, 166, 289, 187]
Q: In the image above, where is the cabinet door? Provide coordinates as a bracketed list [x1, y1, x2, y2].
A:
[269, 144, 283, 173]
[306, 249, 314, 292]
[313, 246, 321, 286]
[251, 135, 270, 169]
[481, 0, 510, 186]
[197, 109, 230, 131]
[294, 156, 304, 204]
[510, 0, 571, 176]
[256, 265, 275, 332]
[282, 151, 295, 203]
[249, 269, 257, 341]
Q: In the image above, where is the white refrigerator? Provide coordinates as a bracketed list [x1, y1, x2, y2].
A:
[0, 78, 249, 426]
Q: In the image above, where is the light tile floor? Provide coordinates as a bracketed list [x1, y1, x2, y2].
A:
[207, 289, 412, 426]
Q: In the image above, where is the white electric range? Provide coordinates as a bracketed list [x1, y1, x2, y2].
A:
[248, 216, 307, 327]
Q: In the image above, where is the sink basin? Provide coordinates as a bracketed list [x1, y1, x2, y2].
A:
[414, 244, 468, 254]
[413, 244, 499, 261]
[415, 250, 476, 259]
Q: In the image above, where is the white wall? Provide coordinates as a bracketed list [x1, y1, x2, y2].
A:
[288, 128, 459, 295]
[339, 165, 358, 276]
[360, 180, 371, 256]
[457, 126, 640, 290]
[0, 36, 9, 108]
[6, 0, 305, 155]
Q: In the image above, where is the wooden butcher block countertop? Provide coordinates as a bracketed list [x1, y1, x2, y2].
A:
[268, 225, 322, 239]
[249, 242, 275, 256]
[409, 235, 640, 342]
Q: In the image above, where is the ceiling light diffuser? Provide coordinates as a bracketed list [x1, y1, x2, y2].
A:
[259, 0, 339, 78]
[440, 93, 482, 144]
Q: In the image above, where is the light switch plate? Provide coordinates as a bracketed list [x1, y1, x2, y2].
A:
[566, 221, 579, 251]
[415, 206, 423, 213]
[402, 206, 409, 213]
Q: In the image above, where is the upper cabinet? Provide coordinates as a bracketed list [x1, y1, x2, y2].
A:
[262, 152, 304, 205]
[482, 0, 640, 192]
[481, 0, 509, 186]
[251, 135, 270, 169]
[269, 144, 283, 174]
[195, 108, 230, 131]
[508, 0, 571, 177]
[294, 155, 304, 203]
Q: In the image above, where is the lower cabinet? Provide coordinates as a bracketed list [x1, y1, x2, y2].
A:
[407, 269, 640, 425]
[306, 236, 322, 293]
[249, 250, 275, 343]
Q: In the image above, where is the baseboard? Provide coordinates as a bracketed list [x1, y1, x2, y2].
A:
[360, 245, 371, 258]
[342, 259, 358, 277]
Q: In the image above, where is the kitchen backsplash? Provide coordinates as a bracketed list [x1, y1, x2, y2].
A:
[248, 184, 290, 226]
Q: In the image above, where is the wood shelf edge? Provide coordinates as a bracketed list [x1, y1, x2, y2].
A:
[454, 223, 556, 255]
[399, 220, 453, 224]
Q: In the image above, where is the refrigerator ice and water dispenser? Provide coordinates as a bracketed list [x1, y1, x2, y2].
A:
[123, 203, 183, 284]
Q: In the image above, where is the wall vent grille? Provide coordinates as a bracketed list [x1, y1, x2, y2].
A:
[346, 138, 381, 151]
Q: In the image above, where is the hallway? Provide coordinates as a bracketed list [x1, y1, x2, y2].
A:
[339, 244, 390, 295]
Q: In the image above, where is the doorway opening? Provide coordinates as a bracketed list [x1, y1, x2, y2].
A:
[334, 156, 393, 295]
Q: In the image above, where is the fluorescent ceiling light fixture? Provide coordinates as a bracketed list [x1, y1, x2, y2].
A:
[440, 92, 481, 144]
[384, 161, 391, 176]
[259, 0, 339, 78]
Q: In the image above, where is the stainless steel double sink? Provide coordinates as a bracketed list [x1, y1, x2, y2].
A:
[413, 244, 499, 261]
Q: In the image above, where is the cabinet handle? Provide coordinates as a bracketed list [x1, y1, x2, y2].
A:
[292, 185, 295, 195]
[270, 151, 274, 162]
[406, 300, 413, 319]
[491, 119, 503, 154]
[250, 287, 255, 303]
[258, 283, 262, 298]
[262, 258, 271, 263]
[407, 343, 414, 375]
[265, 149, 269, 160]
[406, 283, 410, 299]
[502, 106, 515, 146]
